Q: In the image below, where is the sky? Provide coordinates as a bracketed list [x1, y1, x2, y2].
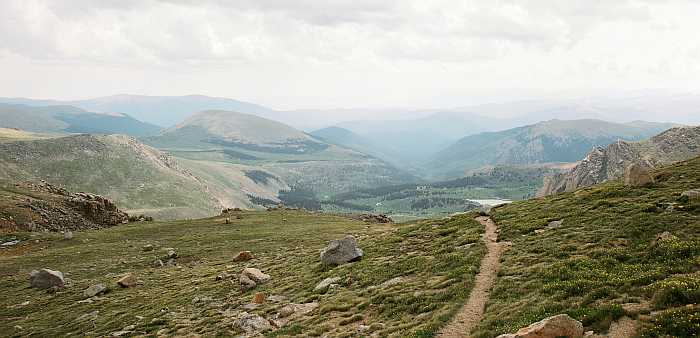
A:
[1, 0, 699, 110]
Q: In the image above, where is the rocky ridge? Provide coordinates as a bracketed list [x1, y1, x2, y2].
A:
[538, 126, 700, 196]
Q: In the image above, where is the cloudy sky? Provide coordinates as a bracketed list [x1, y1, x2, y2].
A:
[1, 0, 699, 109]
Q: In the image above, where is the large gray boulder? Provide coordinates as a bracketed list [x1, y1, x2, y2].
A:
[29, 269, 65, 289]
[320, 235, 363, 265]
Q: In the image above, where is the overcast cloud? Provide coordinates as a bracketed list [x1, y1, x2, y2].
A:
[0, 0, 699, 109]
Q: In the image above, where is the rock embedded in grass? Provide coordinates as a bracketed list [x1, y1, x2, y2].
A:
[117, 273, 138, 288]
[239, 274, 257, 291]
[83, 283, 107, 297]
[320, 235, 363, 265]
[624, 162, 655, 187]
[314, 277, 341, 293]
[241, 268, 270, 284]
[63, 231, 73, 240]
[234, 312, 272, 335]
[29, 268, 65, 289]
[681, 189, 700, 200]
[232, 251, 254, 262]
[496, 314, 584, 338]
[142, 244, 154, 252]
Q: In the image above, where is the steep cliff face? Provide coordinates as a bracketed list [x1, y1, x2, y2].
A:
[538, 126, 700, 196]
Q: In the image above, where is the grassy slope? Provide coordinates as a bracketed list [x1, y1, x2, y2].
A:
[0, 211, 484, 337]
[473, 157, 700, 337]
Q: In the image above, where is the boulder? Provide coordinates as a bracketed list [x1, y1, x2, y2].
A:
[117, 273, 138, 288]
[233, 251, 254, 262]
[29, 269, 65, 289]
[234, 313, 272, 335]
[241, 268, 270, 284]
[496, 314, 584, 338]
[624, 162, 654, 187]
[314, 277, 341, 293]
[83, 283, 107, 297]
[320, 235, 363, 265]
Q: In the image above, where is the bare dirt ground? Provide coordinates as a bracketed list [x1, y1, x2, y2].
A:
[438, 216, 509, 338]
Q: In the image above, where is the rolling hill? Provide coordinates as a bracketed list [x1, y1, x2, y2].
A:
[0, 103, 161, 137]
[0, 95, 276, 128]
[429, 119, 678, 179]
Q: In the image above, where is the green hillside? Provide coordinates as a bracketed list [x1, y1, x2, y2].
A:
[0, 210, 485, 337]
[473, 156, 700, 337]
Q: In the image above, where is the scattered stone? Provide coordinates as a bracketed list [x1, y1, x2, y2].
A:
[314, 277, 342, 293]
[496, 314, 583, 338]
[225, 217, 231, 224]
[278, 304, 296, 318]
[534, 229, 546, 235]
[681, 189, 700, 200]
[252, 292, 266, 304]
[239, 274, 257, 291]
[153, 259, 164, 268]
[547, 220, 563, 228]
[655, 231, 677, 243]
[233, 251, 254, 262]
[117, 273, 138, 288]
[29, 269, 65, 289]
[1, 240, 20, 246]
[234, 312, 272, 335]
[165, 249, 177, 259]
[272, 302, 319, 327]
[142, 244, 154, 252]
[320, 235, 363, 265]
[241, 268, 270, 283]
[624, 162, 654, 187]
[63, 231, 73, 240]
[83, 283, 107, 297]
[110, 330, 132, 337]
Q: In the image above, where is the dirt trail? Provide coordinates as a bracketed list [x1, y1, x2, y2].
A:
[438, 216, 509, 338]
[607, 316, 638, 338]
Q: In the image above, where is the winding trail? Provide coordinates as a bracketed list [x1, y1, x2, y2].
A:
[438, 216, 509, 338]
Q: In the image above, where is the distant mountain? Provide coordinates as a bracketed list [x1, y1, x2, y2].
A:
[337, 111, 504, 166]
[147, 110, 325, 153]
[538, 125, 700, 196]
[0, 103, 161, 137]
[429, 119, 678, 179]
[310, 126, 405, 166]
[0, 95, 276, 128]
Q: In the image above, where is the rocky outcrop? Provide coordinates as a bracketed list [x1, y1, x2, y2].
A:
[624, 162, 654, 187]
[496, 314, 584, 338]
[538, 126, 700, 196]
[1, 181, 128, 232]
[320, 235, 363, 265]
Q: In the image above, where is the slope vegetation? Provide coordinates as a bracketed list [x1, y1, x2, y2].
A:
[430, 119, 677, 178]
[0, 210, 485, 337]
[473, 156, 700, 337]
[0, 134, 220, 219]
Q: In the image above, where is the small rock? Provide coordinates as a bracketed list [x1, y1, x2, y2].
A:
[681, 189, 700, 200]
[234, 312, 272, 334]
[225, 217, 230, 224]
[278, 305, 296, 318]
[534, 229, 546, 235]
[239, 274, 257, 291]
[241, 268, 270, 283]
[29, 269, 65, 289]
[320, 235, 363, 265]
[166, 249, 177, 259]
[233, 251, 254, 262]
[142, 244, 154, 252]
[547, 220, 563, 228]
[314, 277, 341, 293]
[63, 231, 73, 240]
[1, 240, 20, 246]
[252, 292, 266, 304]
[117, 273, 138, 288]
[655, 231, 677, 243]
[83, 283, 107, 297]
[267, 295, 287, 303]
[153, 259, 164, 268]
